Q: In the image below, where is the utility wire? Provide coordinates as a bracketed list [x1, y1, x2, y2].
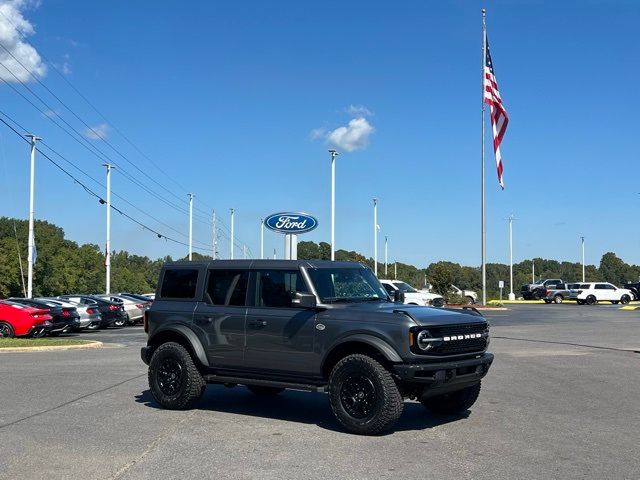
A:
[0, 113, 214, 253]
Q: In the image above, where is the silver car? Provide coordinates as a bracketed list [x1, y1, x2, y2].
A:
[40, 298, 102, 330]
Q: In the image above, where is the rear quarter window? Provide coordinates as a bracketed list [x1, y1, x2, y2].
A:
[160, 269, 199, 299]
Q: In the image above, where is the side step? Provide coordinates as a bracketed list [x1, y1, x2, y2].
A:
[202, 374, 327, 393]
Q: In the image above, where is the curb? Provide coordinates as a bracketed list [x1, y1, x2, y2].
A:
[620, 306, 640, 311]
[0, 340, 103, 353]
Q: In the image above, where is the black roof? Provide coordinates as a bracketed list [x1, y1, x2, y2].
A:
[163, 259, 366, 269]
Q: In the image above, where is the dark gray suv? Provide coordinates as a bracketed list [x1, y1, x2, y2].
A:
[141, 260, 493, 435]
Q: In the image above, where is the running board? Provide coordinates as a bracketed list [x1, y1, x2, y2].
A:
[202, 374, 327, 393]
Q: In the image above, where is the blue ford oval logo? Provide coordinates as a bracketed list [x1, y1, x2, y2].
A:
[264, 212, 318, 234]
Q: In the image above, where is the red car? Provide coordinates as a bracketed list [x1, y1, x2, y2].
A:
[0, 300, 52, 338]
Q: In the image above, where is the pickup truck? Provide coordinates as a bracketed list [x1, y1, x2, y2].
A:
[543, 283, 581, 304]
[520, 278, 563, 300]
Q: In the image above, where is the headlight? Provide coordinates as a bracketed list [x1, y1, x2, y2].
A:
[416, 330, 433, 351]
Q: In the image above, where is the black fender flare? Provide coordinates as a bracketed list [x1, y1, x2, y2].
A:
[148, 324, 209, 367]
[325, 333, 403, 364]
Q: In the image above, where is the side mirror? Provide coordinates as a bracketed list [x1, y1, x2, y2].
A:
[292, 292, 317, 309]
[393, 291, 405, 303]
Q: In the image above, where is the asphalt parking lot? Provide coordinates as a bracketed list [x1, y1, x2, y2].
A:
[1, 304, 639, 480]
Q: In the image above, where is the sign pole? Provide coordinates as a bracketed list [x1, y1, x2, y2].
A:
[329, 149, 338, 261]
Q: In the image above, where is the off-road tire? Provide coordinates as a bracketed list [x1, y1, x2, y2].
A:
[148, 342, 205, 410]
[466, 296, 474, 305]
[328, 354, 403, 435]
[554, 295, 563, 304]
[246, 385, 285, 396]
[620, 295, 631, 305]
[421, 381, 482, 415]
[586, 295, 597, 305]
[0, 321, 14, 338]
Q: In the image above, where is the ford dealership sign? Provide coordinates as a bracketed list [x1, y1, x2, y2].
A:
[264, 212, 318, 234]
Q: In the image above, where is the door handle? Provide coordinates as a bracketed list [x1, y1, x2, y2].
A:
[248, 319, 267, 328]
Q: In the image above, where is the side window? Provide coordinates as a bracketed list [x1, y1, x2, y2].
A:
[256, 270, 308, 308]
[160, 269, 199, 299]
[382, 283, 395, 295]
[594, 284, 607, 290]
[580, 284, 590, 289]
[205, 270, 248, 306]
[605, 284, 616, 290]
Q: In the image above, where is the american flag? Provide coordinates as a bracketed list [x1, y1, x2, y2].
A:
[483, 35, 509, 190]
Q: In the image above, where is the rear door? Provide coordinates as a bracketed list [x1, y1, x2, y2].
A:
[193, 269, 248, 369]
[244, 269, 316, 376]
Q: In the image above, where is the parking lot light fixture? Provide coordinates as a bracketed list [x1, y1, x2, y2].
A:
[230, 208, 235, 260]
[188, 193, 194, 261]
[329, 149, 338, 261]
[581, 236, 585, 282]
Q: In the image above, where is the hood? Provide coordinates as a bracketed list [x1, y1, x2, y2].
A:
[332, 302, 487, 327]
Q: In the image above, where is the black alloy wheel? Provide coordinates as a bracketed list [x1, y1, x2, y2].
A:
[586, 295, 597, 305]
[328, 354, 403, 435]
[148, 342, 205, 410]
[0, 321, 14, 338]
[620, 295, 631, 305]
[157, 358, 183, 397]
[340, 373, 378, 420]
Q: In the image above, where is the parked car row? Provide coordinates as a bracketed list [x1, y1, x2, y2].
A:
[542, 282, 636, 305]
[0, 292, 153, 338]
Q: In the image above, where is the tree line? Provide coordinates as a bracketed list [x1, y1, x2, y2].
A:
[0, 217, 637, 299]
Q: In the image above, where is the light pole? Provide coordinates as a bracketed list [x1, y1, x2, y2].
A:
[104, 164, 113, 293]
[212, 210, 217, 259]
[329, 149, 338, 261]
[508, 214, 515, 300]
[373, 198, 378, 276]
[394, 261, 397, 280]
[384, 236, 388, 276]
[260, 218, 264, 259]
[25, 134, 40, 298]
[581, 236, 585, 282]
[187, 193, 194, 261]
[230, 208, 235, 259]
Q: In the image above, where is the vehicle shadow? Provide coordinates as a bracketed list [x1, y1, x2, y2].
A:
[135, 386, 469, 435]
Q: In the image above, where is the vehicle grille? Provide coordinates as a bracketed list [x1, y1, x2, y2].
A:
[425, 322, 488, 356]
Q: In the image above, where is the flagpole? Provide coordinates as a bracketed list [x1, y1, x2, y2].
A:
[481, 8, 487, 305]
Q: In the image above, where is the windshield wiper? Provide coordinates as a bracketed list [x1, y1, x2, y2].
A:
[362, 297, 390, 302]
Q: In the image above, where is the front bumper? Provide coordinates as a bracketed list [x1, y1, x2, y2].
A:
[393, 353, 494, 392]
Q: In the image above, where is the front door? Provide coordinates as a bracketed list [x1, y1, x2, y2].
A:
[244, 269, 316, 376]
[193, 269, 249, 369]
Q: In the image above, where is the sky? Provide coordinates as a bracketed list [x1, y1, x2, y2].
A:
[0, 0, 638, 269]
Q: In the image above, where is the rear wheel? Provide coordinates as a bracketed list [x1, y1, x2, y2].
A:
[586, 295, 597, 305]
[532, 290, 543, 300]
[544, 300, 551, 304]
[554, 295, 563, 304]
[611, 301, 619, 305]
[465, 296, 474, 305]
[246, 385, 284, 396]
[328, 354, 403, 435]
[621, 295, 631, 305]
[577, 299, 585, 305]
[421, 382, 482, 415]
[148, 342, 205, 409]
[113, 316, 126, 328]
[0, 321, 14, 338]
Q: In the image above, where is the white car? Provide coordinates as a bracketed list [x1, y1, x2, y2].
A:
[379, 279, 444, 306]
[422, 284, 477, 304]
[575, 282, 634, 305]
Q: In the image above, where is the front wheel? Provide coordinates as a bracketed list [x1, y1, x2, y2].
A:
[620, 295, 631, 305]
[148, 342, 205, 410]
[0, 321, 15, 338]
[421, 382, 481, 415]
[577, 299, 585, 305]
[328, 354, 403, 435]
[554, 295, 563, 304]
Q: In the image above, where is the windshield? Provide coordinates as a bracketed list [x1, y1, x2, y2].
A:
[534, 279, 545, 284]
[392, 281, 417, 293]
[307, 267, 391, 303]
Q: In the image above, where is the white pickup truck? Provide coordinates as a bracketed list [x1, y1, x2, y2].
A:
[379, 280, 444, 307]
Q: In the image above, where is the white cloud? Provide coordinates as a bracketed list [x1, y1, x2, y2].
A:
[0, 0, 46, 82]
[325, 117, 374, 152]
[309, 127, 326, 140]
[83, 123, 109, 140]
[345, 104, 373, 117]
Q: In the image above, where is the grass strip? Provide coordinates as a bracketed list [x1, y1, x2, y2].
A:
[0, 338, 95, 348]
